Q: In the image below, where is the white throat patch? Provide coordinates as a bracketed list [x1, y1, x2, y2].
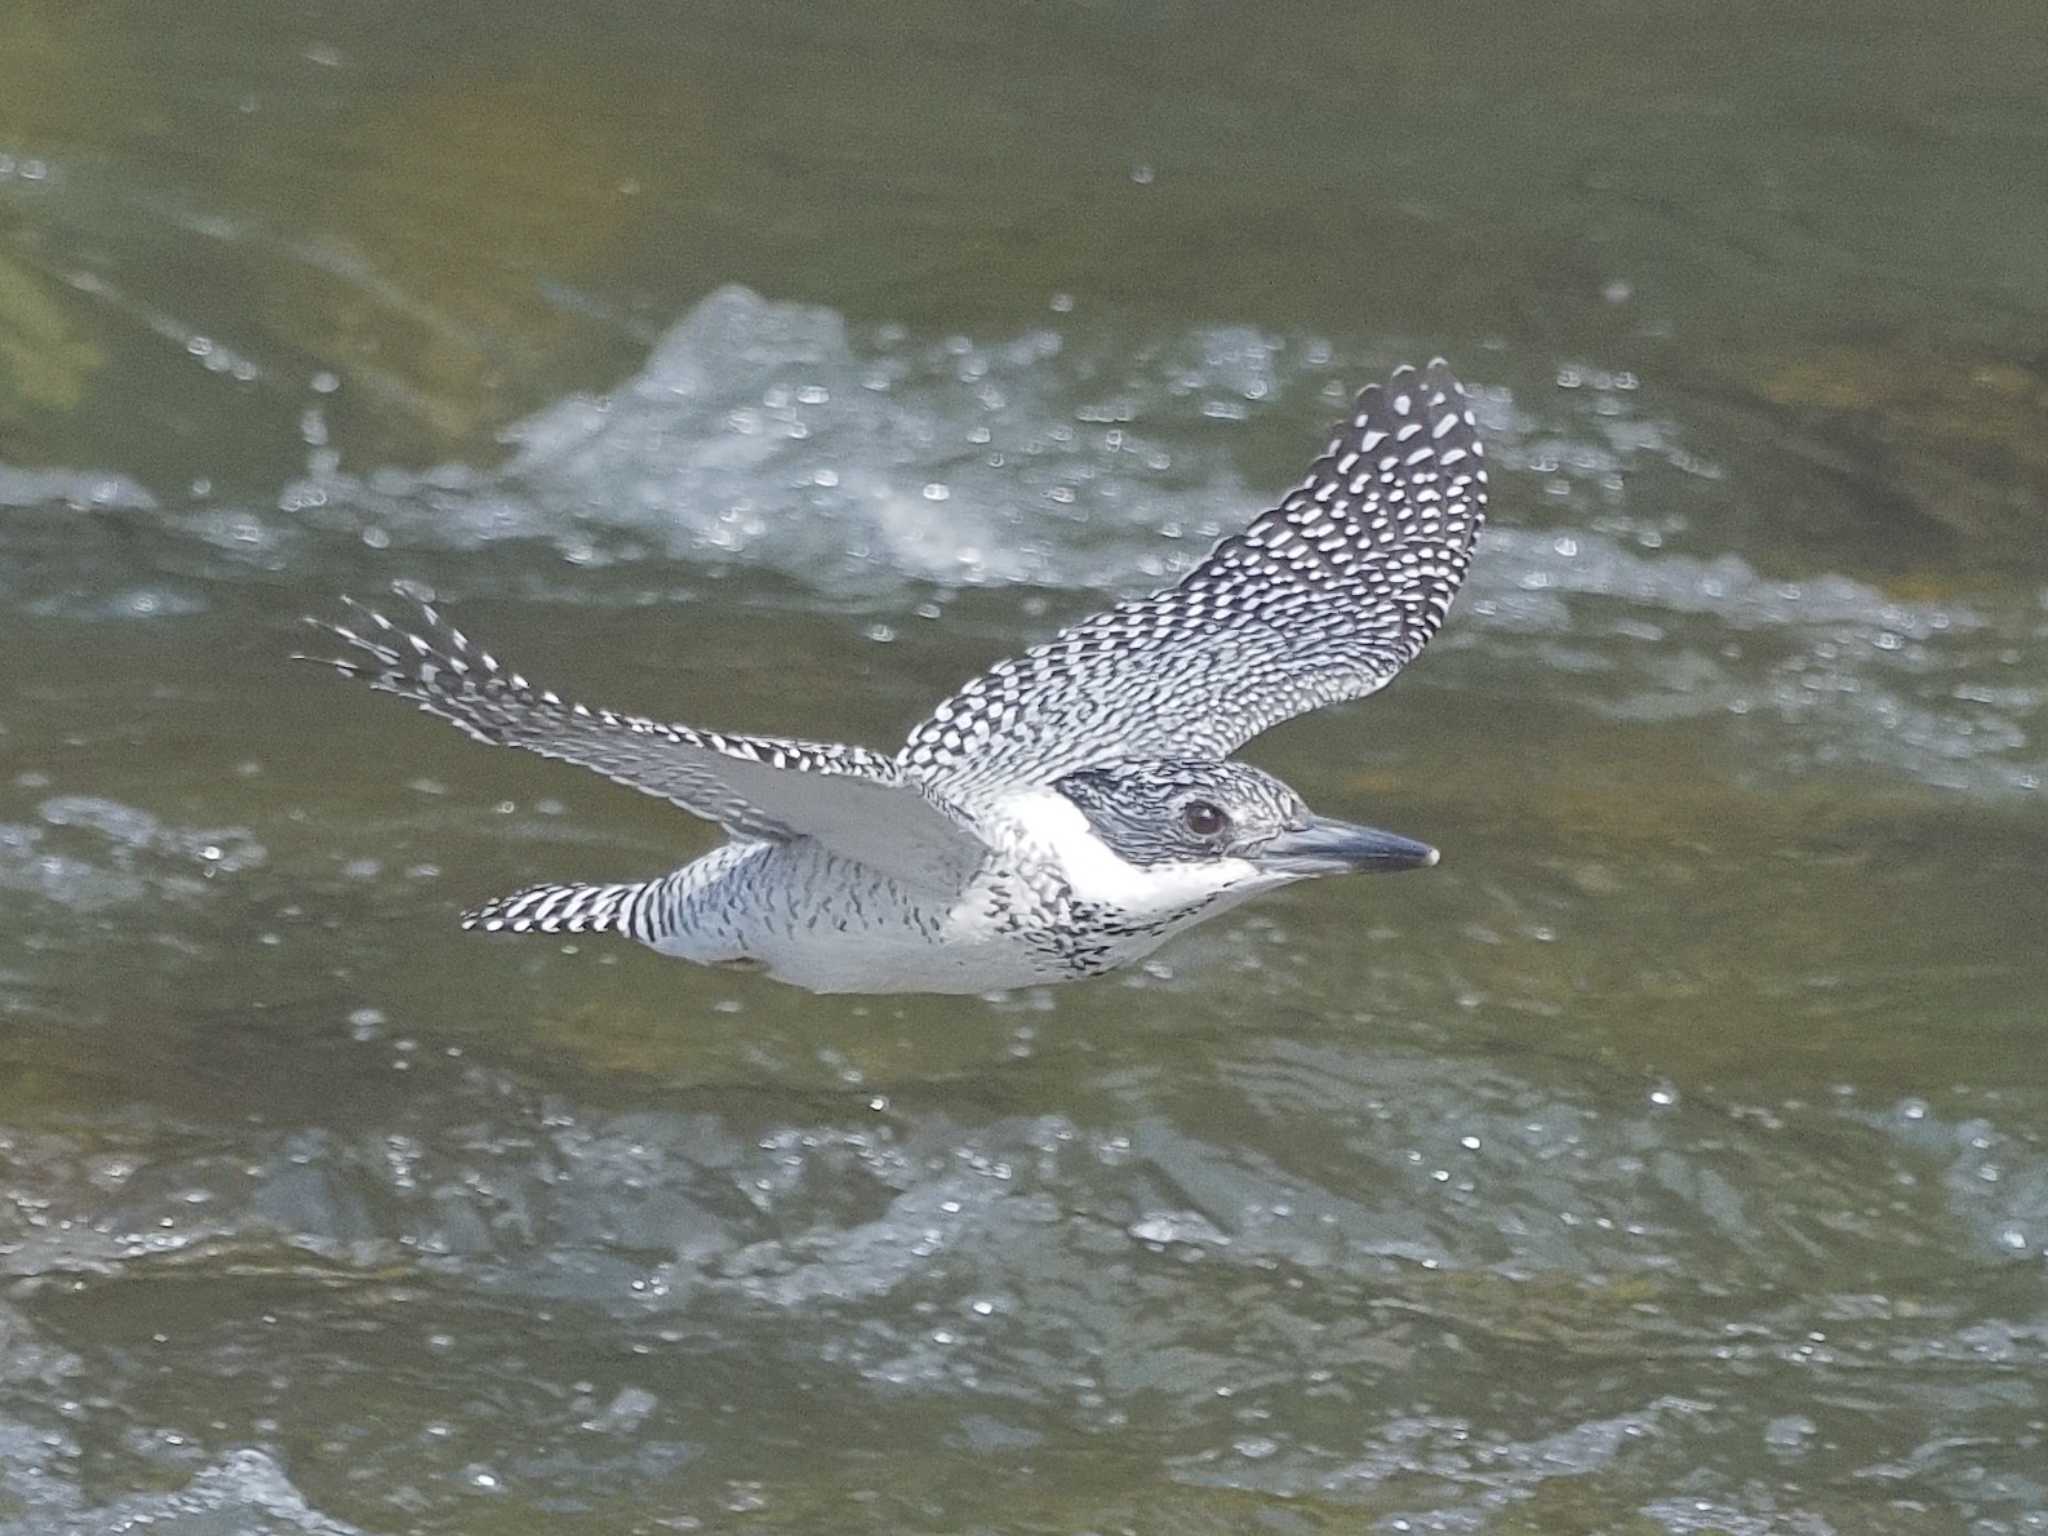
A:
[997, 788, 1272, 918]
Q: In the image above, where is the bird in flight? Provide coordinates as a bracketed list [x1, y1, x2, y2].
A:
[303, 360, 1487, 994]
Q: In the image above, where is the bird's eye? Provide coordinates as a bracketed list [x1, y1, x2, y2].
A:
[1181, 800, 1227, 837]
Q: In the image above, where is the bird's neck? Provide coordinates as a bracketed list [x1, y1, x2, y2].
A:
[994, 789, 1260, 921]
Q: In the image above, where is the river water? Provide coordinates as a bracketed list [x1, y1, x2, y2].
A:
[3, 1, 2046, 1532]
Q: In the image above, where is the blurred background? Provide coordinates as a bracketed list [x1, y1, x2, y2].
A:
[2, 1, 2045, 1531]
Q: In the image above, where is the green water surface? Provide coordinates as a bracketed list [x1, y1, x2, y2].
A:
[3, 2, 2045, 1532]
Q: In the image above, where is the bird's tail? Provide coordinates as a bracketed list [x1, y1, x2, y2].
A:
[462, 879, 665, 941]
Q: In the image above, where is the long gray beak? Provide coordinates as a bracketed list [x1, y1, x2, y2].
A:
[1256, 816, 1439, 876]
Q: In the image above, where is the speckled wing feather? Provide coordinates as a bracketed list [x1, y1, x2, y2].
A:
[300, 599, 991, 891]
[901, 360, 1487, 796]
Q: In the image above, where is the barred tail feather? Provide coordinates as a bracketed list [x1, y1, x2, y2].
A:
[462, 879, 664, 940]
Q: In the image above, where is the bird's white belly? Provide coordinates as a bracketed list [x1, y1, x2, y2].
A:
[754, 923, 1064, 995]
[647, 842, 1072, 995]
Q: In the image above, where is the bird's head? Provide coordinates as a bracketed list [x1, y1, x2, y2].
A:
[1045, 758, 1435, 916]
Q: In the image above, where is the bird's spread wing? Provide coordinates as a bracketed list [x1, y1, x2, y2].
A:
[299, 599, 992, 892]
[901, 360, 1486, 796]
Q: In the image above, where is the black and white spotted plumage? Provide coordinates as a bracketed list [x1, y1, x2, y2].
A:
[463, 878, 657, 938]
[298, 598, 989, 891]
[1053, 759, 1305, 867]
[302, 359, 1488, 994]
[900, 359, 1485, 798]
